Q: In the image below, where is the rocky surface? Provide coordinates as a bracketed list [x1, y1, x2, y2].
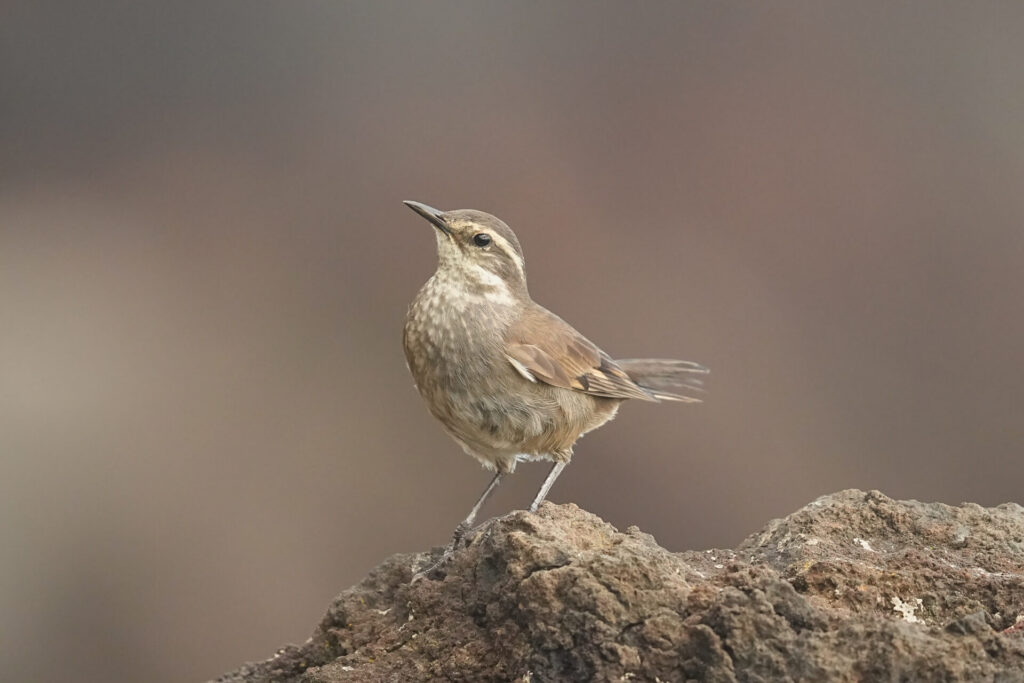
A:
[215, 490, 1024, 682]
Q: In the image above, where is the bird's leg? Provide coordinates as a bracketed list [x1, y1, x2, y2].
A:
[413, 471, 503, 581]
[450, 471, 503, 548]
[529, 461, 567, 512]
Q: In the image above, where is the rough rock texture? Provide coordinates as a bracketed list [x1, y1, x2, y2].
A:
[215, 490, 1024, 682]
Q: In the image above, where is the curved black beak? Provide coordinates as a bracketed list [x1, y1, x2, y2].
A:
[403, 200, 451, 235]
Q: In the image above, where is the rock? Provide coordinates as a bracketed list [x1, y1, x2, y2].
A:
[214, 490, 1024, 682]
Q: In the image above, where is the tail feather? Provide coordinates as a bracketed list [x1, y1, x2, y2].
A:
[615, 358, 709, 403]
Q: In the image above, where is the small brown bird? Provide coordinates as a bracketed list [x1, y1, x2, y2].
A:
[402, 201, 707, 562]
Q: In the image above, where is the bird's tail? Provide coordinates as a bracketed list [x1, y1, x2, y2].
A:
[615, 358, 709, 403]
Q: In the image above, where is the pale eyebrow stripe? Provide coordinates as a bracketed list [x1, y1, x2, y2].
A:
[489, 233, 525, 273]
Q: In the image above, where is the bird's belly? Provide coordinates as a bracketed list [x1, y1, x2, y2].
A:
[426, 378, 620, 471]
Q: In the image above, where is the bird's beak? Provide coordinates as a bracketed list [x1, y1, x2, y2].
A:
[403, 200, 451, 236]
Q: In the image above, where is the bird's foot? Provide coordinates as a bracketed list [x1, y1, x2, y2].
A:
[410, 521, 472, 583]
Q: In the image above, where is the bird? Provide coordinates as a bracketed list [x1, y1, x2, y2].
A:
[401, 201, 707, 570]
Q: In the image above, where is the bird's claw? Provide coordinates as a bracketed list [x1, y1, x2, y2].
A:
[410, 522, 473, 582]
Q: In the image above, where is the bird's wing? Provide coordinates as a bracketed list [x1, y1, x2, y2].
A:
[505, 306, 657, 401]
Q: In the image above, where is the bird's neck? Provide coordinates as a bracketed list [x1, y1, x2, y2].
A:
[427, 264, 528, 310]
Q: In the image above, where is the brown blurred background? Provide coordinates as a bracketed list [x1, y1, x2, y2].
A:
[2, 2, 1023, 681]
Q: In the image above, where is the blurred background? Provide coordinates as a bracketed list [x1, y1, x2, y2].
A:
[3, 2, 1023, 680]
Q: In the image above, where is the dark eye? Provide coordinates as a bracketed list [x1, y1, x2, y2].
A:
[473, 233, 492, 247]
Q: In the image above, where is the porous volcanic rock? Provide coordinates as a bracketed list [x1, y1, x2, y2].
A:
[215, 490, 1024, 682]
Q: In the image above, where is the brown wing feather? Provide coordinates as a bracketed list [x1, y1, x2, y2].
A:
[505, 305, 657, 402]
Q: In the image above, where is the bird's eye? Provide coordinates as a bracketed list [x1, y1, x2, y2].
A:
[473, 233, 492, 247]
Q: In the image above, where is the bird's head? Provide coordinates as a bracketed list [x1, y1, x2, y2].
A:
[404, 201, 528, 299]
